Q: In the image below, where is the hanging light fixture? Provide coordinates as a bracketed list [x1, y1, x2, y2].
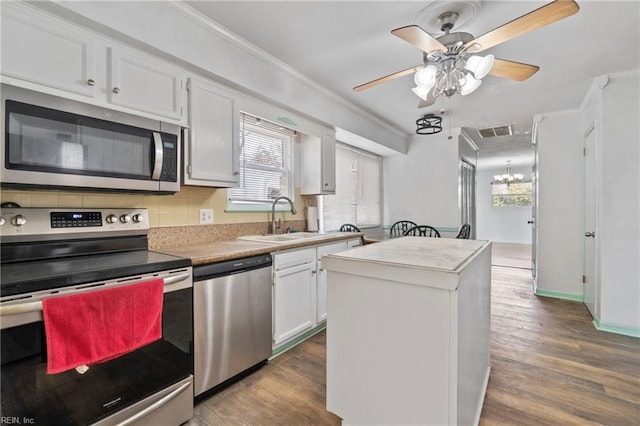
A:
[415, 113, 442, 135]
[492, 161, 525, 186]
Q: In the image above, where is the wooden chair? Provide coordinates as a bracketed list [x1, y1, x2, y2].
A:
[403, 225, 441, 238]
[339, 223, 361, 232]
[455, 224, 471, 239]
[389, 220, 417, 238]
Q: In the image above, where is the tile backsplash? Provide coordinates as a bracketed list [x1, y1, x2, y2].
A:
[0, 186, 311, 228]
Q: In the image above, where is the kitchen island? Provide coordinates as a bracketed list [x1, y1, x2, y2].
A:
[323, 236, 492, 426]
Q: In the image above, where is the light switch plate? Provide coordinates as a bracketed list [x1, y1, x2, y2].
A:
[199, 208, 214, 224]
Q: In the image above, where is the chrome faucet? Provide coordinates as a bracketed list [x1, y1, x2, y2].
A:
[271, 196, 297, 234]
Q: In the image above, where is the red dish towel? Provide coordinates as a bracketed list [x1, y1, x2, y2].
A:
[42, 278, 164, 375]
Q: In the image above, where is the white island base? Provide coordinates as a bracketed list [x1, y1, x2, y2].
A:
[323, 237, 492, 426]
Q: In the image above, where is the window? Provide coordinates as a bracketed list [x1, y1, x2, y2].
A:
[227, 113, 294, 211]
[321, 144, 381, 231]
[492, 182, 532, 207]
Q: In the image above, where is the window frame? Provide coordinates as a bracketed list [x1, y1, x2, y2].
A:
[491, 181, 533, 208]
[320, 143, 382, 231]
[226, 113, 295, 212]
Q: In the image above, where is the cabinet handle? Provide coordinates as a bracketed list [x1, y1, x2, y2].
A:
[87, 79, 95, 86]
[113, 87, 121, 94]
[585, 231, 595, 238]
[234, 171, 240, 176]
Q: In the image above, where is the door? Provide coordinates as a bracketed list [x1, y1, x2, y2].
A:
[583, 125, 597, 317]
[185, 77, 239, 187]
[109, 47, 185, 120]
[273, 263, 315, 346]
[460, 159, 476, 238]
[1, 2, 96, 97]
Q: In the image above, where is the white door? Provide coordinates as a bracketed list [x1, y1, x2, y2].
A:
[1, 3, 96, 97]
[109, 47, 185, 120]
[583, 125, 597, 317]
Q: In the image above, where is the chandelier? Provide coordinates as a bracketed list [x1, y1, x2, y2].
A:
[492, 161, 524, 186]
[412, 52, 494, 102]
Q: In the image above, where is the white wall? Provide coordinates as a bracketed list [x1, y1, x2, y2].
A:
[476, 165, 532, 244]
[535, 110, 584, 298]
[535, 69, 640, 335]
[597, 70, 640, 331]
[383, 130, 460, 232]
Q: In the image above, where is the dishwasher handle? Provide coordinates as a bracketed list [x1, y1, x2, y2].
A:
[194, 254, 272, 281]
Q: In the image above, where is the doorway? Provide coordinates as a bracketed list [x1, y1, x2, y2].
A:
[460, 158, 476, 239]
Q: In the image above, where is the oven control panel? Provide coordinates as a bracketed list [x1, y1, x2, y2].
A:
[0, 208, 149, 240]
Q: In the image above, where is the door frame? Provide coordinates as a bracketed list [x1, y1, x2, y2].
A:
[583, 123, 599, 318]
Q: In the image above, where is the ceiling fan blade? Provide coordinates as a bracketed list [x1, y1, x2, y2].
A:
[490, 59, 540, 81]
[417, 88, 437, 108]
[391, 25, 447, 54]
[465, 0, 580, 53]
[353, 64, 423, 92]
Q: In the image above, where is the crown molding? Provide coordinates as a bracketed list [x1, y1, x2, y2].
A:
[167, 1, 407, 139]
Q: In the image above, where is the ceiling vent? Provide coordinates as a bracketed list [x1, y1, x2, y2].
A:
[478, 125, 513, 138]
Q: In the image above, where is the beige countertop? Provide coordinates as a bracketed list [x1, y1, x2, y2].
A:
[323, 236, 491, 290]
[156, 232, 363, 265]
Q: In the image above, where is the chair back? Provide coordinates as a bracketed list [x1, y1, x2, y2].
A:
[403, 225, 441, 238]
[389, 220, 417, 238]
[340, 223, 361, 233]
[455, 224, 471, 239]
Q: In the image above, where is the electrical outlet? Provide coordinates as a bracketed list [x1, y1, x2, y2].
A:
[199, 209, 214, 225]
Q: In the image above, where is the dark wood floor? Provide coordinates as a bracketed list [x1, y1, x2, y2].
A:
[187, 265, 640, 425]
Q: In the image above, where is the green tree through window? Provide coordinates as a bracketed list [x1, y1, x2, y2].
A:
[492, 182, 532, 207]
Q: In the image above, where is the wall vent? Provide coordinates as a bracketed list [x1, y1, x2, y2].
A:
[478, 125, 513, 138]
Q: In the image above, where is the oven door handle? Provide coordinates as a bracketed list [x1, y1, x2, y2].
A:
[0, 273, 192, 317]
[117, 380, 192, 426]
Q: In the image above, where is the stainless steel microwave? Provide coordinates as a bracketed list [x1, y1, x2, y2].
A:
[1, 85, 180, 194]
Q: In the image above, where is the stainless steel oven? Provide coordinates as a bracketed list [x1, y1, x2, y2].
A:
[0, 207, 193, 425]
[1, 85, 180, 194]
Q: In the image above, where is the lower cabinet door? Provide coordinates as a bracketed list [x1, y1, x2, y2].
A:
[273, 262, 315, 347]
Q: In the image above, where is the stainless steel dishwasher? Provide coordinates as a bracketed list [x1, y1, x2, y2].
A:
[193, 253, 273, 398]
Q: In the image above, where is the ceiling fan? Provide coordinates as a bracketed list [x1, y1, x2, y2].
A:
[354, 0, 580, 108]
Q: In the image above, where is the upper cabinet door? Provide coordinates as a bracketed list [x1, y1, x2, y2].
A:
[183, 77, 240, 187]
[1, 4, 96, 97]
[321, 129, 336, 193]
[301, 129, 336, 195]
[108, 47, 185, 121]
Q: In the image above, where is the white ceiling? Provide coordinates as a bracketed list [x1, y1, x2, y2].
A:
[183, 1, 639, 169]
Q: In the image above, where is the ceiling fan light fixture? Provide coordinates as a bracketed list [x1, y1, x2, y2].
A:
[465, 54, 494, 79]
[460, 74, 481, 95]
[414, 65, 437, 89]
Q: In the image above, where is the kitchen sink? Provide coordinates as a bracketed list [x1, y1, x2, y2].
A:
[237, 232, 333, 244]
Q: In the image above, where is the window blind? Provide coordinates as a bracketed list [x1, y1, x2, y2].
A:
[228, 113, 294, 206]
[322, 144, 381, 231]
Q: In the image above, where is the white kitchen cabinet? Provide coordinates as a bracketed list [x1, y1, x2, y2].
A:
[1, 2, 186, 124]
[300, 129, 336, 195]
[315, 241, 348, 323]
[272, 248, 316, 348]
[0, 3, 96, 98]
[108, 47, 185, 121]
[183, 77, 239, 187]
